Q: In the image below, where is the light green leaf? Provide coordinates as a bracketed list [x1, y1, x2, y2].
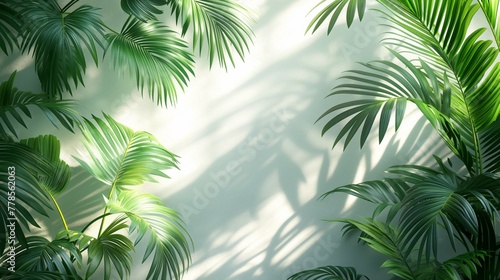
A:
[75, 114, 179, 188]
[306, 0, 367, 34]
[86, 216, 134, 280]
[107, 190, 192, 280]
[105, 17, 194, 107]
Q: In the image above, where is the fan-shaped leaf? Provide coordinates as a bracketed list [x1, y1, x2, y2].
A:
[75, 113, 179, 188]
[11, 236, 82, 279]
[18, 1, 104, 98]
[107, 190, 192, 280]
[167, 0, 254, 68]
[105, 17, 194, 107]
[86, 216, 134, 280]
[0, 71, 79, 138]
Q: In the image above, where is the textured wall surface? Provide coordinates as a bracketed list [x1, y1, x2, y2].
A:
[0, 0, 446, 279]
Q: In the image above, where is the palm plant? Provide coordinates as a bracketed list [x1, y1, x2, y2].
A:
[0, 0, 253, 279]
[290, 0, 500, 279]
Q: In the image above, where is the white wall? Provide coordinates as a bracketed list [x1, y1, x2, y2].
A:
[1, 0, 447, 279]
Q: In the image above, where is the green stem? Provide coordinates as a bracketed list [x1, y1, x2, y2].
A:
[97, 185, 116, 236]
[49, 193, 69, 231]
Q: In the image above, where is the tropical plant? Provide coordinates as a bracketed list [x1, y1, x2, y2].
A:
[0, 0, 253, 279]
[291, 0, 500, 279]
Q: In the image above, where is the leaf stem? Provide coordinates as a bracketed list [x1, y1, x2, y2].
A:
[49, 193, 69, 231]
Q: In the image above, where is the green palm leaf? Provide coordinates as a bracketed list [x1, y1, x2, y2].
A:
[18, 0, 104, 98]
[105, 17, 194, 106]
[335, 218, 418, 280]
[288, 265, 369, 280]
[479, 118, 500, 173]
[0, 71, 78, 139]
[85, 216, 134, 280]
[317, 51, 445, 149]
[74, 113, 179, 188]
[0, 2, 20, 54]
[307, 0, 367, 34]
[477, 0, 500, 48]
[107, 190, 192, 280]
[121, 0, 168, 21]
[19, 135, 70, 196]
[167, 0, 254, 68]
[11, 236, 82, 279]
[0, 141, 54, 254]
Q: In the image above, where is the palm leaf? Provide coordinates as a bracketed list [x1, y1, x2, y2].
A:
[288, 265, 369, 280]
[11, 236, 82, 279]
[317, 51, 444, 149]
[18, 0, 104, 98]
[306, 0, 367, 34]
[121, 0, 168, 21]
[398, 172, 478, 262]
[19, 135, 71, 196]
[477, 0, 500, 49]
[74, 113, 179, 188]
[0, 71, 78, 139]
[107, 190, 192, 280]
[105, 17, 194, 107]
[85, 216, 134, 280]
[167, 0, 254, 68]
[334, 218, 418, 280]
[0, 141, 54, 254]
[0, 2, 20, 54]
[479, 118, 500, 173]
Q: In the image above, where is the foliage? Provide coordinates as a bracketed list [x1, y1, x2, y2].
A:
[0, 0, 253, 279]
[292, 0, 500, 279]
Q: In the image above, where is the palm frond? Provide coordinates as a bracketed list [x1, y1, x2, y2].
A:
[19, 135, 70, 196]
[11, 236, 82, 279]
[477, 0, 500, 49]
[317, 51, 445, 149]
[0, 141, 54, 254]
[74, 113, 179, 188]
[0, 2, 20, 55]
[121, 0, 168, 21]
[107, 190, 192, 280]
[479, 118, 500, 173]
[398, 172, 478, 262]
[288, 265, 369, 280]
[334, 218, 418, 280]
[105, 17, 194, 107]
[0, 71, 78, 139]
[306, 0, 367, 34]
[18, 0, 104, 98]
[167, 0, 254, 68]
[85, 216, 134, 280]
